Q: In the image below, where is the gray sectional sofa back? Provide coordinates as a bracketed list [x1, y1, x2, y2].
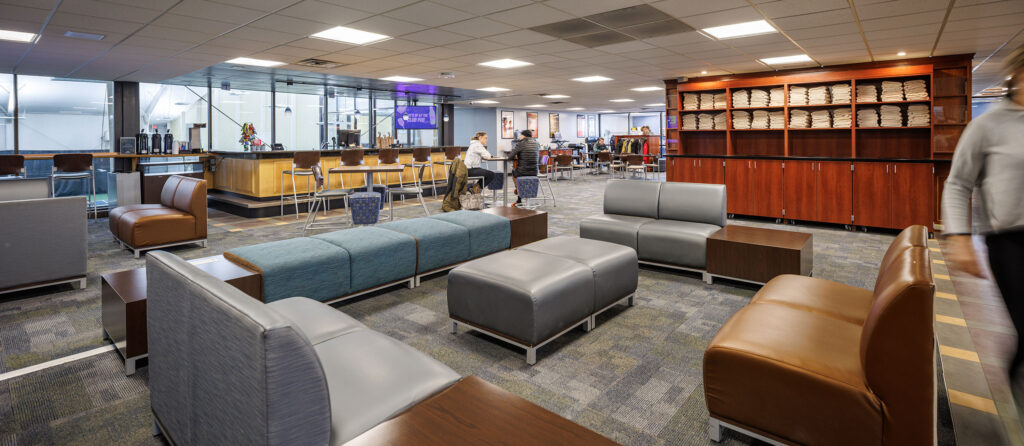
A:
[657, 182, 727, 227]
[603, 180, 661, 218]
[0, 196, 87, 292]
[147, 251, 331, 445]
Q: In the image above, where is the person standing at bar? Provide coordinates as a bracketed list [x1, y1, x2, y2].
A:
[510, 130, 539, 205]
[465, 132, 496, 187]
[942, 44, 1024, 406]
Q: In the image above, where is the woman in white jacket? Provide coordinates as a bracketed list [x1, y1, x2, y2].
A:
[465, 132, 496, 187]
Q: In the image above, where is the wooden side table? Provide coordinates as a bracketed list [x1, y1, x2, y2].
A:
[101, 255, 261, 375]
[706, 225, 812, 285]
[479, 206, 547, 248]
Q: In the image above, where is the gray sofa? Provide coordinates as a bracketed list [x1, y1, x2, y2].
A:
[0, 196, 87, 293]
[580, 180, 726, 280]
[146, 251, 460, 445]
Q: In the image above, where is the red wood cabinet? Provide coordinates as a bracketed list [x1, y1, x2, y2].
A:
[725, 159, 753, 215]
[725, 158, 782, 218]
[817, 161, 853, 225]
[783, 161, 816, 221]
[754, 160, 784, 218]
[853, 162, 933, 229]
[673, 157, 724, 184]
[853, 162, 892, 228]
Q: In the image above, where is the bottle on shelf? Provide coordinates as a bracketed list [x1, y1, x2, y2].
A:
[164, 130, 174, 154]
[151, 130, 162, 155]
[138, 129, 149, 155]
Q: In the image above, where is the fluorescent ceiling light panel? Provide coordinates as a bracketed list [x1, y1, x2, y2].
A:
[631, 86, 661, 92]
[64, 30, 104, 40]
[759, 54, 812, 65]
[702, 20, 776, 39]
[645, 103, 664, 107]
[226, 57, 285, 67]
[477, 87, 509, 92]
[524, 104, 547, 108]
[479, 59, 533, 69]
[312, 26, 390, 45]
[542, 94, 570, 98]
[572, 75, 613, 82]
[380, 76, 422, 82]
[566, 107, 584, 110]
[598, 110, 615, 113]
[609, 99, 634, 102]
[0, 29, 37, 43]
[473, 100, 499, 104]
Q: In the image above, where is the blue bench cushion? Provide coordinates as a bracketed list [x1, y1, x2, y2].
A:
[378, 218, 470, 273]
[429, 210, 511, 258]
[312, 227, 416, 292]
[225, 237, 350, 303]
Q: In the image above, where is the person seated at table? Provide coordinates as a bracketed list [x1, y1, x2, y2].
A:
[510, 130, 539, 205]
[465, 132, 496, 188]
[594, 137, 610, 152]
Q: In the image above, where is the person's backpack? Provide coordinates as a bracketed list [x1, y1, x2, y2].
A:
[442, 157, 469, 212]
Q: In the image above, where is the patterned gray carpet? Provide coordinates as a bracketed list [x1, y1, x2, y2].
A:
[0, 171, 945, 445]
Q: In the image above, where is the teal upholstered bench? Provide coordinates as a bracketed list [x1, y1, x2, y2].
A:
[224, 237, 350, 303]
[430, 210, 511, 258]
[377, 219, 470, 281]
[311, 227, 417, 293]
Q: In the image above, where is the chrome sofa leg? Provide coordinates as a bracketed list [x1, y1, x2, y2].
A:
[74, 278, 87, 289]
[708, 418, 722, 442]
[702, 272, 713, 284]
[451, 321, 458, 334]
[584, 317, 594, 332]
[125, 357, 137, 375]
[526, 347, 537, 365]
[153, 418, 162, 437]
[134, 249, 141, 259]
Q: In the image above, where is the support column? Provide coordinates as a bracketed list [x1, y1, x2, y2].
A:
[439, 103, 454, 146]
[113, 81, 140, 172]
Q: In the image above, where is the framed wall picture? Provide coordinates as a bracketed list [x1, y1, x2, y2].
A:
[526, 112, 538, 137]
[548, 113, 559, 138]
[501, 111, 514, 139]
[587, 115, 597, 137]
[577, 115, 585, 137]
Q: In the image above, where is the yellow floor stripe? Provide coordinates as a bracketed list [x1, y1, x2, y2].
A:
[936, 314, 968, 326]
[936, 291, 958, 301]
[935, 274, 951, 280]
[212, 223, 226, 227]
[933, 259, 946, 265]
[930, 247, 941, 252]
[228, 228, 243, 232]
[947, 389, 999, 415]
[940, 345, 981, 362]
[274, 222, 290, 226]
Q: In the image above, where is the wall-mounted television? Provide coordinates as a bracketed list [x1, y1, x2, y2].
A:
[395, 105, 437, 130]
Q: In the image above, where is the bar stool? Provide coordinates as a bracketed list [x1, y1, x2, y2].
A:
[485, 174, 504, 207]
[303, 165, 350, 234]
[51, 153, 97, 219]
[406, 147, 437, 196]
[376, 148, 404, 189]
[0, 155, 25, 178]
[626, 154, 647, 180]
[328, 148, 364, 190]
[281, 151, 320, 219]
[349, 192, 381, 226]
[610, 155, 626, 178]
[515, 176, 540, 210]
[594, 152, 612, 174]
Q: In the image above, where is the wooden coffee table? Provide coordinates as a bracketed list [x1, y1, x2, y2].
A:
[480, 206, 547, 248]
[705, 225, 812, 285]
[101, 255, 260, 375]
[346, 376, 616, 445]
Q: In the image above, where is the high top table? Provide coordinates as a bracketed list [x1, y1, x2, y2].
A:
[481, 156, 510, 206]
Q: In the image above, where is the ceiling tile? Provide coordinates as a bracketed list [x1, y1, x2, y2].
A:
[251, 14, 335, 36]
[336, 45, 400, 59]
[859, 11, 946, 32]
[384, 1, 474, 28]
[369, 38, 432, 53]
[322, 0, 419, 14]
[288, 37, 350, 52]
[150, 14, 238, 34]
[440, 17, 519, 38]
[429, 0, 532, 16]
[169, 0, 266, 25]
[650, 0, 750, 18]
[642, 31, 713, 47]
[594, 40, 655, 54]
[784, 22, 860, 40]
[278, 0, 372, 25]
[523, 39, 587, 54]
[413, 46, 468, 59]
[400, 28, 472, 46]
[487, 4, 575, 28]
[346, 15, 428, 37]
[445, 38, 505, 53]
[59, 0, 166, 23]
[49, 12, 147, 34]
[134, 25, 220, 44]
[772, 9, 854, 30]
[483, 29, 555, 46]
[678, 6, 764, 29]
[854, 0, 947, 20]
[197, 0, 297, 12]
[755, 0, 849, 19]
[544, 0, 646, 17]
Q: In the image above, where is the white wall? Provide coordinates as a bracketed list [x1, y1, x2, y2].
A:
[494, 108, 595, 155]
[454, 107, 498, 153]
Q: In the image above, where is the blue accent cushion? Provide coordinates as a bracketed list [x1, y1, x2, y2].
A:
[311, 227, 416, 291]
[349, 192, 381, 225]
[429, 210, 511, 258]
[378, 218, 470, 273]
[226, 238, 350, 303]
[516, 176, 539, 198]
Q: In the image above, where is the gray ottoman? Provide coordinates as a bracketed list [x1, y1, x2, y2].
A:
[517, 236, 638, 314]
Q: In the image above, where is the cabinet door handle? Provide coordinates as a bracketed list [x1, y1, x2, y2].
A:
[893, 164, 896, 174]
[886, 165, 888, 174]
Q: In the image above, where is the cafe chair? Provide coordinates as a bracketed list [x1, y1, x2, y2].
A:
[376, 148, 404, 190]
[303, 165, 351, 234]
[643, 155, 660, 179]
[51, 153, 97, 219]
[626, 155, 648, 180]
[553, 154, 575, 181]
[406, 147, 437, 197]
[0, 155, 26, 178]
[281, 151, 320, 219]
[610, 155, 626, 179]
[594, 152, 612, 174]
[387, 166, 429, 220]
[328, 148, 364, 191]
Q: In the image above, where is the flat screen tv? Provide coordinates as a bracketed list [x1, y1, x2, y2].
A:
[395, 105, 437, 130]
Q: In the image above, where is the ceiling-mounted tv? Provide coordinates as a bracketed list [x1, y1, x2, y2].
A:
[396, 105, 437, 130]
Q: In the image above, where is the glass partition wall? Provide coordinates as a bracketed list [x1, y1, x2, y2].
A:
[0, 74, 11, 154]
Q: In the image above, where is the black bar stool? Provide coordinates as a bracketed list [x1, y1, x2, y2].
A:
[51, 153, 97, 219]
[0, 155, 25, 178]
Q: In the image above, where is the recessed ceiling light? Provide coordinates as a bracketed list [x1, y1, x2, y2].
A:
[473, 100, 499, 104]
[702, 20, 776, 40]
[380, 76, 422, 82]
[572, 75, 613, 83]
[631, 86, 662, 92]
[645, 103, 664, 107]
[0, 29, 38, 43]
[477, 87, 509, 92]
[701, 70, 708, 75]
[542, 94, 570, 98]
[312, 26, 390, 45]
[524, 104, 547, 108]
[897, 51, 906, 56]
[479, 59, 533, 69]
[566, 107, 584, 110]
[64, 30, 104, 40]
[598, 110, 615, 113]
[609, 99, 634, 102]
[226, 57, 285, 67]
[760, 54, 813, 65]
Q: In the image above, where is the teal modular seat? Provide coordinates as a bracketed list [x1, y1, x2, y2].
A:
[377, 218, 470, 273]
[429, 210, 511, 259]
[312, 227, 417, 292]
[224, 237, 350, 303]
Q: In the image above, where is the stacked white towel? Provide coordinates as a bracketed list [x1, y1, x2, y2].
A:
[856, 84, 877, 103]
[811, 109, 831, 128]
[700, 93, 715, 110]
[751, 110, 770, 129]
[732, 89, 749, 108]
[683, 93, 699, 110]
[714, 112, 728, 129]
[769, 110, 786, 129]
[749, 89, 769, 107]
[698, 113, 714, 130]
[808, 86, 830, 105]
[904, 80, 928, 100]
[713, 93, 727, 109]
[907, 104, 930, 126]
[769, 87, 786, 106]
[880, 105, 902, 127]
[832, 108, 852, 128]
[681, 114, 697, 130]
[789, 86, 808, 105]
[881, 81, 903, 102]
[790, 109, 810, 128]
[857, 108, 878, 127]
[732, 110, 751, 129]
[831, 84, 851, 104]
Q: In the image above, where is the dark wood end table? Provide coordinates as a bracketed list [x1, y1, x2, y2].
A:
[706, 225, 812, 285]
[479, 206, 547, 248]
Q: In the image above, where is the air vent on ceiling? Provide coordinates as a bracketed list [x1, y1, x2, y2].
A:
[295, 58, 342, 69]
[529, 4, 693, 48]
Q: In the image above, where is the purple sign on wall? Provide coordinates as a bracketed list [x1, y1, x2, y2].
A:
[396, 106, 437, 129]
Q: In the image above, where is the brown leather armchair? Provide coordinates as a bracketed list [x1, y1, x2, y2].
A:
[109, 175, 208, 257]
[704, 226, 934, 446]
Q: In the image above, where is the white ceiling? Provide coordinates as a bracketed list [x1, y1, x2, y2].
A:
[0, 0, 1020, 112]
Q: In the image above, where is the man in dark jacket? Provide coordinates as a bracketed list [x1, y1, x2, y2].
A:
[510, 130, 539, 204]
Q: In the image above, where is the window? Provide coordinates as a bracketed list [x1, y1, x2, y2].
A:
[274, 91, 322, 150]
[326, 94, 370, 148]
[17, 75, 113, 153]
[374, 98, 395, 146]
[599, 113, 628, 139]
[212, 89, 271, 151]
[140, 83, 209, 152]
[0, 74, 11, 154]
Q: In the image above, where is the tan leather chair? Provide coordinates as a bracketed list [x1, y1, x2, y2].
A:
[704, 225, 934, 446]
[109, 175, 207, 258]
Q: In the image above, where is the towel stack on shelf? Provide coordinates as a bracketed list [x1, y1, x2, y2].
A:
[857, 108, 879, 127]
[789, 86, 808, 105]
[749, 89, 769, 107]
[732, 110, 751, 129]
[713, 93, 728, 109]
[808, 86, 830, 105]
[751, 110, 770, 129]
[790, 109, 810, 128]
[880, 105, 902, 127]
[732, 89, 749, 108]
[833, 108, 852, 128]
[811, 109, 831, 128]
[904, 80, 928, 100]
[881, 81, 904, 102]
[856, 84, 877, 102]
[714, 112, 728, 129]
[698, 113, 714, 129]
[907, 104, 930, 126]
[770, 87, 785, 106]
[681, 114, 697, 130]
[831, 84, 851, 104]
[700, 93, 715, 109]
[683, 93, 699, 110]
[769, 110, 786, 129]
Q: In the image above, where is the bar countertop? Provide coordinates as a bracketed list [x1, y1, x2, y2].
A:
[211, 146, 465, 160]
